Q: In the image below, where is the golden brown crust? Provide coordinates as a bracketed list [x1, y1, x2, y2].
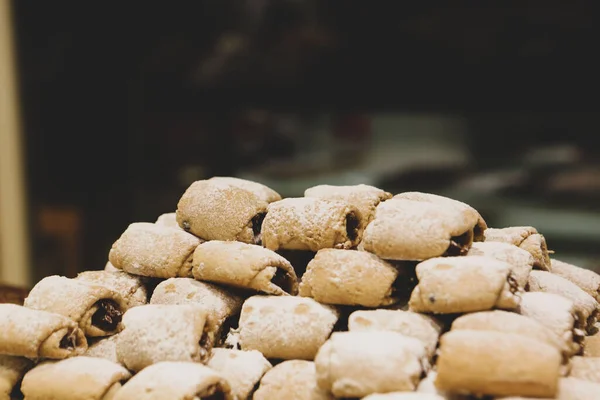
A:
[207, 349, 272, 399]
[435, 330, 561, 398]
[253, 360, 332, 400]
[176, 179, 268, 243]
[262, 197, 362, 252]
[467, 242, 534, 288]
[299, 249, 401, 307]
[484, 226, 551, 271]
[360, 199, 478, 261]
[209, 176, 281, 203]
[551, 259, 600, 302]
[0, 355, 32, 399]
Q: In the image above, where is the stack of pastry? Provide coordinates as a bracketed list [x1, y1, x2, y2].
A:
[2, 176, 600, 400]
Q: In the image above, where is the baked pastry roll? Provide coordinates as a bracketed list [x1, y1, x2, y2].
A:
[150, 278, 243, 345]
[551, 258, 600, 302]
[0, 304, 87, 359]
[154, 212, 178, 228]
[207, 349, 272, 400]
[348, 309, 442, 358]
[435, 330, 561, 398]
[76, 270, 148, 309]
[253, 360, 332, 400]
[314, 331, 427, 398]
[408, 256, 520, 314]
[497, 378, 600, 400]
[363, 393, 446, 400]
[192, 241, 298, 296]
[261, 197, 362, 252]
[21, 356, 130, 400]
[467, 242, 534, 288]
[583, 331, 600, 356]
[299, 249, 403, 307]
[108, 222, 201, 278]
[528, 270, 599, 332]
[451, 310, 567, 360]
[116, 304, 213, 372]
[519, 292, 583, 356]
[238, 295, 339, 360]
[24, 276, 126, 337]
[568, 356, 600, 383]
[393, 191, 487, 241]
[0, 355, 32, 400]
[208, 176, 281, 203]
[85, 334, 120, 364]
[113, 361, 233, 400]
[104, 261, 119, 272]
[176, 179, 268, 244]
[484, 226, 551, 270]
[359, 199, 478, 261]
[304, 184, 392, 225]
[417, 371, 467, 400]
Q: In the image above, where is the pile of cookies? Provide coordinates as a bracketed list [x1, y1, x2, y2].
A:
[2, 176, 600, 400]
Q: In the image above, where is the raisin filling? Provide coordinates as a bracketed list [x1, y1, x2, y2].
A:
[443, 230, 473, 256]
[507, 272, 519, 294]
[345, 212, 360, 242]
[252, 212, 266, 245]
[271, 267, 293, 293]
[91, 300, 122, 331]
[59, 330, 76, 350]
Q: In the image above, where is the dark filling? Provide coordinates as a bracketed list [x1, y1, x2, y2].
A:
[271, 267, 292, 293]
[59, 330, 76, 350]
[218, 315, 239, 347]
[252, 212, 266, 245]
[443, 230, 473, 256]
[345, 212, 360, 241]
[199, 328, 211, 349]
[198, 385, 225, 400]
[91, 300, 122, 331]
[203, 392, 225, 400]
[389, 261, 419, 303]
[182, 220, 191, 232]
[473, 223, 485, 242]
[588, 310, 600, 335]
[276, 250, 315, 279]
[506, 273, 519, 294]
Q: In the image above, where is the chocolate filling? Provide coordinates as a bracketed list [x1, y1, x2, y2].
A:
[345, 212, 360, 241]
[91, 300, 122, 332]
[197, 384, 225, 400]
[443, 230, 473, 257]
[182, 220, 191, 232]
[389, 261, 419, 303]
[218, 315, 239, 346]
[271, 267, 293, 293]
[199, 328, 211, 349]
[252, 212, 266, 245]
[59, 330, 77, 350]
[473, 223, 485, 242]
[506, 272, 519, 294]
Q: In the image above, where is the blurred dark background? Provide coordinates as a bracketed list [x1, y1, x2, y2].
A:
[6, 0, 600, 283]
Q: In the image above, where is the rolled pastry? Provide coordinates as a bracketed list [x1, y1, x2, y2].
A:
[348, 309, 442, 358]
[253, 360, 332, 400]
[192, 241, 298, 296]
[21, 356, 130, 400]
[104, 261, 119, 272]
[24, 276, 126, 337]
[114, 361, 232, 400]
[551, 258, 600, 302]
[408, 256, 520, 314]
[108, 222, 201, 278]
[363, 394, 446, 400]
[498, 378, 600, 400]
[435, 330, 561, 398]
[451, 310, 567, 360]
[207, 349, 272, 399]
[417, 371, 467, 400]
[484, 226, 551, 270]
[359, 199, 478, 261]
[209, 176, 281, 203]
[583, 332, 600, 356]
[85, 334, 120, 364]
[76, 270, 148, 309]
[116, 304, 213, 372]
[518, 292, 583, 356]
[261, 197, 362, 252]
[154, 212, 178, 228]
[304, 184, 392, 225]
[299, 249, 403, 307]
[150, 278, 244, 345]
[0, 304, 87, 359]
[528, 270, 599, 332]
[314, 331, 427, 398]
[0, 355, 32, 400]
[467, 242, 534, 288]
[239, 295, 339, 360]
[393, 191, 487, 241]
[568, 356, 600, 383]
[176, 179, 268, 244]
